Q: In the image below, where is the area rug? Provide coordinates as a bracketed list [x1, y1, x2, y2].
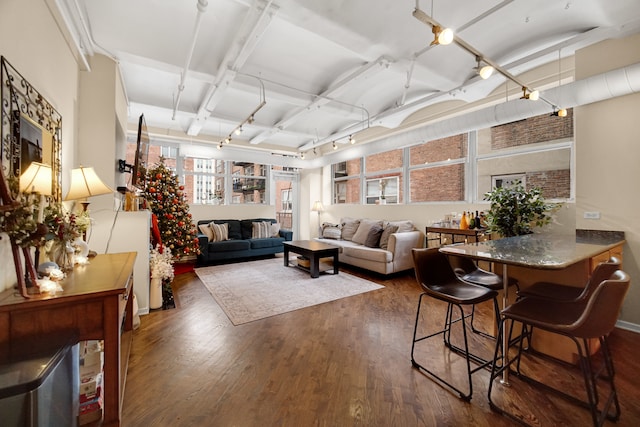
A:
[195, 257, 384, 325]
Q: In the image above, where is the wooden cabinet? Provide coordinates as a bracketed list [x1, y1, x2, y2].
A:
[0, 252, 136, 426]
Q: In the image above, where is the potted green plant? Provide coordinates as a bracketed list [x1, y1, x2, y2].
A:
[483, 181, 561, 238]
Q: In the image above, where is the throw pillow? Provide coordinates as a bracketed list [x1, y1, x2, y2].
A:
[198, 223, 214, 242]
[252, 221, 271, 239]
[270, 222, 281, 237]
[322, 223, 342, 240]
[340, 218, 360, 241]
[351, 219, 383, 245]
[210, 222, 229, 242]
[386, 220, 415, 233]
[379, 224, 399, 250]
[364, 224, 383, 248]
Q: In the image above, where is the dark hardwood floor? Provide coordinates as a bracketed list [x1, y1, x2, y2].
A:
[122, 258, 640, 426]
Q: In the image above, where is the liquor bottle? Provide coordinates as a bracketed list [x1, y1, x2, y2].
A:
[475, 210, 480, 229]
[469, 212, 476, 229]
[460, 211, 469, 230]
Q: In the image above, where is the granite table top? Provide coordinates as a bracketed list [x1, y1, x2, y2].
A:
[439, 230, 625, 270]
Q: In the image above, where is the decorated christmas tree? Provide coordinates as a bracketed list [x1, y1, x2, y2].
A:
[142, 157, 200, 261]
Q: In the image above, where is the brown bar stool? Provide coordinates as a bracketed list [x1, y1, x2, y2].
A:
[449, 255, 519, 338]
[411, 248, 500, 401]
[518, 256, 620, 302]
[487, 269, 630, 426]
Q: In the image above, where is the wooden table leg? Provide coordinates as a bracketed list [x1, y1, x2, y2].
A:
[310, 254, 319, 278]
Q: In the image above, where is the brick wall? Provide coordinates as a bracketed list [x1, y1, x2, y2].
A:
[411, 164, 464, 202]
[492, 109, 573, 150]
[526, 169, 571, 199]
[366, 149, 402, 172]
[410, 134, 467, 164]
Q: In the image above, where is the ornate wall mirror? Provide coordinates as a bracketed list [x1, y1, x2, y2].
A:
[1, 56, 62, 201]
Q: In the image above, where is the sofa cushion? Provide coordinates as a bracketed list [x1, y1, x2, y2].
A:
[364, 224, 383, 248]
[208, 239, 250, 252]
[322, 223, 342, 239]
[210, 222, 229, 242]
[250, 237, 285, 249]
[385, 220, 414, 233]
[252, 221, 271, 238]
[340, 218, 361, 241]
[210, 220, 242, 240]
[352, 219, 383, 245]
[342, 245, 392, 263]
[270, 222, 281, 237]
[241, 219, 275, 239]
[198, 223, 214, 241]
[379, 224, 398, 250]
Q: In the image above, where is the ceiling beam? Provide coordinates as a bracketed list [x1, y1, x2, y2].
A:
[187, 0, 279, 136]
[249, 56, 390, 145]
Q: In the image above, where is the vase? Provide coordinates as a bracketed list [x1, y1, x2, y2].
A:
[149, 277, 163, 309]
[50, 240, 75, 271]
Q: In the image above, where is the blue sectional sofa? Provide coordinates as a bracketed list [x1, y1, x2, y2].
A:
[196, 218, 293, 265]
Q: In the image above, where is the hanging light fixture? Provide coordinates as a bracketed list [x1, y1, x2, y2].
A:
[349, 135, 355, 144]
[300, 151, 305, 159]
[431, 25, 453, 46]
[551, 108, 568, 117]
[332, 141, 337, 150]
[475, 56, 494, 80]
[521, 87, 539, 101]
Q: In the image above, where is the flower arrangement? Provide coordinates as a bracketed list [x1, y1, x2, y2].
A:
[150, 244, 174, 282]
[0, 176, 46, 247]
[44, 205, 82, 243]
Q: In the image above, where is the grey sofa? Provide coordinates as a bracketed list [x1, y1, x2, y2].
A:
[315, 218, 424, 275]
[197, 218, 293, 265]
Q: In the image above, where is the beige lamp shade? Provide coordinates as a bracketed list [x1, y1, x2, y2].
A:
[64, 166, 113, 201]
[311, 201, 324, 212]
[20, 162, 53, 195]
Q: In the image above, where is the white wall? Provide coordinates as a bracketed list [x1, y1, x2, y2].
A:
[575, 34, 640, 327]
[0, 0, 79, 292]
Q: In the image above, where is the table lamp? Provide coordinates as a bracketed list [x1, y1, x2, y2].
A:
[64, 166, 114, 212]
[20, 161, 52, 222]
[64, 166, 114, 243]
[19, 162, 53, 279]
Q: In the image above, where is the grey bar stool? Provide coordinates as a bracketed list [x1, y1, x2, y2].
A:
[410, 248, 500, 401]
[488, 269, 630, 426]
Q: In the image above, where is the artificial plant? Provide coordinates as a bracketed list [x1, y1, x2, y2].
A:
[483, 181, 561, 238]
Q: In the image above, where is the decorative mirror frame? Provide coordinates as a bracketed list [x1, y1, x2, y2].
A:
[1, 56, 62, 201]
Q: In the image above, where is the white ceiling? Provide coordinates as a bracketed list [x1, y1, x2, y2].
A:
[57, 0, 640, 159]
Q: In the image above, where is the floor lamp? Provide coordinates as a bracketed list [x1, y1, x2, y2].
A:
[311, 201, 324, 236]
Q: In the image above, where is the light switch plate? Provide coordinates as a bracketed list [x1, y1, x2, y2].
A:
[583, 211, 601, 219]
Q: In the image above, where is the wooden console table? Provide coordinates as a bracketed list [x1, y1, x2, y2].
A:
[425, 226, 491, 247]
[0, 252, 136, 427]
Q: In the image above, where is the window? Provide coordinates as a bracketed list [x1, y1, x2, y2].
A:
[409, 134, 467, 202]
[161, 146, 178, 159]
[492, 173, 525, 189]
[329, 110, 572, 205]
[183, 158, 225, 204]
[281, 189, 292, 211]
[332, 159, 361, 204]
[366, 177, 398, 204]
[476, 110, 573, 200]
[231, 162, 267, 204]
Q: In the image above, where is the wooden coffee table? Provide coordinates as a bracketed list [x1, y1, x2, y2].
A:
[283, 240, 339, 278]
